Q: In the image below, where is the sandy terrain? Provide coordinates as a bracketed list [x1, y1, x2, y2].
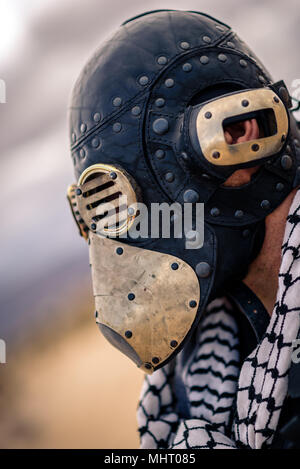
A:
[0, 315, 144, 449]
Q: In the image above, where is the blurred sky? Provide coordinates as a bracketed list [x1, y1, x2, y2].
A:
[0, 0, 300, 341]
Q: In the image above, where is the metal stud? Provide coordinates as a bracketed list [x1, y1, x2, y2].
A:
[235, 210, 244, 218]
[276, 182, 284, 192]
[183, 189, 199, 203]
[216, 25, 225, 32]
[152, 357, 159, 364]
[242, 100, 249, 107]
[113, 122, 122, 133]
[185, 230, 197, 242]
[196, 262, 212, 278]
[155, 149, 165, 159]
[113, 97, 122, 107]
[165, 78, 175, 88]
[182, 63, 192, 72]
[116, 247, 123, 255]
[91, 137, 100, 148]
[80, 123, 87, 133]
[128, 293, 135, 301]
[212, 151, 220, 159]
[252, 144, 260, 152]
[227, 41, 235, 48]
[110, 171, 117, 180]
[218, 53, 227, 62]
[76, 188, 82, 196]
[93, 112, 101, 122]
[281, 154, 293, 170]
[189, 300, 197, 308]
[239, 59, 247, 68]
[261, 200, 271, 210]
[203, 35, 211, 43]
[200, 55, 209, 65]
[139, 76, 149, 86]
[205, 111, 212, 119]
[155, 98, 165, 108]
[171, 262, 179, 270]
[170, 340, 178, 348]
[91, 223, 97, 230]
[80, 148, 86, 159]
[131, 106, 141, 116]
[210, 207, 220, 217]
[125, 330, 132, 338]
[153, 118, 169, 135]
[258, 75, 266, 84]
[157, 56, 168, 65]
[180, 41, 190, 50]
[165, 172, 174, 183]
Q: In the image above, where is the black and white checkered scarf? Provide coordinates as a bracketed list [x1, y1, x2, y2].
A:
[137, 190, 300, 449]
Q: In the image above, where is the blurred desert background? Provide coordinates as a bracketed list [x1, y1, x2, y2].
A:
[0, 0, 299, 449]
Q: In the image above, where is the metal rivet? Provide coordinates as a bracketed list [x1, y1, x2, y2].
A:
[153, 118, 169, 135]
[200, 55, 209, 65]
[276, 182, 284, 192]
[155, 98, 165, 108]
[205, 111, 212, 119]
[91, 223, 97, 230]
[189, 300, 197, 308]
[139, 75, 149, 86]
[80, 123, 87, 133]
[281, 154, 293, 170]
[273, 96, 280, 104]
[180, 41, 190, 49]
[235, 210, 244, 218]
[239, 59, 247, 68]
[165, 172, 174, 183]
[216, 25, 225, 31]
[252, 144, 260, 152]
[116, 247, 123, 255]
[170, 340, 178, 348]
[155, 149, 165, 159]
[93, 112, 101, 122]
[196, 262, 212, 278]
[261, 199, 271, 210]
[210, 207, 220, 217]
[113, 97, 122, 107]
[183, 189, 199, 203]
[144, 363, 152, 370]
[71, 132, 76, 143]
[157, 56, 168, 65]
[91, 137, 100, 148]
[258, 75, 266, 84]
[113, 122, 122, 133]
[182, 62, 192, 72]
[185, 230, 197, 242]
[128, 207, 135, 216]
[212, 151, 220, 159]
[165, 78, 174, 88]
[125, 330, 132, 338]
[171, 262, 179, 270]
[131, 106, 141, 116]
[152, 357, 159, 365]
[110, 171, 117, 180]
[80, 148, 86, 158]
[242, 229, 250, 238]
[76, 188, 82, 196]
[227, 41, 235, 48]
[242, 99, 249, 107]
[203, 35, 211, 43]
[128, 293, 135, 301]
[181, 152, 189, 161]
[218, 53, 227, 62]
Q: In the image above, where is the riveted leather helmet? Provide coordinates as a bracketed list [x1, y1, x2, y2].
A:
[67, 10, 300, 373]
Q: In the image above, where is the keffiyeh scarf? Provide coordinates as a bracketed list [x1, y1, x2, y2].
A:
[137, 190, 300, 449]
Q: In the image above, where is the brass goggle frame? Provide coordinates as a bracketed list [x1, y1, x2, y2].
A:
[196, 88, 289, 166]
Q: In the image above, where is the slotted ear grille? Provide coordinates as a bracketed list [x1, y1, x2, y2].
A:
[75, 164, 141, 237]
